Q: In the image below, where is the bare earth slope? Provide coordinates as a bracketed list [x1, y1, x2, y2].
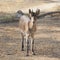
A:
[0, 0, 60, 12]
[0, 12, 60, 60]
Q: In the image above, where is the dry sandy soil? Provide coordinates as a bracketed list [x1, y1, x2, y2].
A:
[0, 0, 60, 60]
[0, 11, 60, 60]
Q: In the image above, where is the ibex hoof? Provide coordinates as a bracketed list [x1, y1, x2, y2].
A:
[26, 54, 29, 56]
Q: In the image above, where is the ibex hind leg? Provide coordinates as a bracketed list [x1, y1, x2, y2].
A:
[21, 37, 25, 51]
[21, 33, 24, 51]
[24, 34, 30, 56]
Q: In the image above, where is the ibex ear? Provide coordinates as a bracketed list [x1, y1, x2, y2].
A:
[36, 9, 40, 16]
[29, 9, 31, 14]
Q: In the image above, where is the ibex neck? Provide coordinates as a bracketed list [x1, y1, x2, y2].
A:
[30, 17, 34, 22]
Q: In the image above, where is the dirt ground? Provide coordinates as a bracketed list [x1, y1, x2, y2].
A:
[0, 12, 60, 60]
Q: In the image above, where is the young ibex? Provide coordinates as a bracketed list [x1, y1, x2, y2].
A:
[19, 9, 40, 56]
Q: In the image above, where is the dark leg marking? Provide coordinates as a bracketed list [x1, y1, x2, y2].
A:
[32, 39, 35, 55]
[26, 39, 30, 56]
[21, 37, 24, 51]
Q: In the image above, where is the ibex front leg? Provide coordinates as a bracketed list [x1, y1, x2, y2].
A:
[26, 39, 30, 56]
[32, 39, 35, 55]
[25, 34, 30, 56]
[31, 34, 35, 55]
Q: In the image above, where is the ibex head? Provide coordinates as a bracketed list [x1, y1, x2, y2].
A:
[29, 9, 40, 20]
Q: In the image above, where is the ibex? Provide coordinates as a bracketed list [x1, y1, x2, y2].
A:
[18, 9, 40, 56]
